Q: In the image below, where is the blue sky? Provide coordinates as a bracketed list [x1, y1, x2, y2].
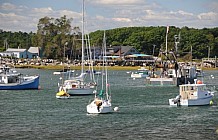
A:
[0, 0, 217, 33]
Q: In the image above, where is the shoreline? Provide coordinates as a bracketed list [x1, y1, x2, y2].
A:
[14, 64, 218, 71]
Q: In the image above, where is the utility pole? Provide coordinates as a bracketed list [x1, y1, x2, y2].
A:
[191, 45, 192, 62]
[207, 46, 210, 60]
[153, 44, 156, 56]
[64, 42, 68, 62]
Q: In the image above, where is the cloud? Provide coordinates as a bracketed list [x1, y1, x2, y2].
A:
[1, 3, 17, 10]
[0, 3, 81, 32]
[112, 18, 131, 22]
[32, 7, 53, 14]
[0, 1, 218, 33]
[198, 12, 218, 20]
[88, 0, 145, 5]
[0, 3, 27, 12]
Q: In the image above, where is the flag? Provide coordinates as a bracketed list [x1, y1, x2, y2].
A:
[166, 25, 169, 34]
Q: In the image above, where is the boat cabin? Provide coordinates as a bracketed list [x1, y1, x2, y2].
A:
[179, 84, 211, 100]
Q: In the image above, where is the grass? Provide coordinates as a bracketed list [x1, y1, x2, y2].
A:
[15, 65, 143, 71]
[14, 64, 218, 71]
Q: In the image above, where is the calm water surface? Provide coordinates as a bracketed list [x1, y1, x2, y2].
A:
[0, 69, 218, 140]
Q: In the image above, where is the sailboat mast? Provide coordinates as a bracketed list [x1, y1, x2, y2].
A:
[81, 0, 85, 74]
[103, 31, 109, 99]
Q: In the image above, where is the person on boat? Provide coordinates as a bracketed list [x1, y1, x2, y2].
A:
[97, 101, 102, 112]
[95, 98, 102, 112]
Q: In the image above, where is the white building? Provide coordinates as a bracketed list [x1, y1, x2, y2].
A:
[0, 47, 40, 59]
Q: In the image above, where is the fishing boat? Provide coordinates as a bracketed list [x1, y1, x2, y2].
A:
[0, 65, 40, 90]
[57, 0, 95, 96]
[87, 31, 112, 114]
[169, 79, 214, 106]
[146, 27, 199, 86]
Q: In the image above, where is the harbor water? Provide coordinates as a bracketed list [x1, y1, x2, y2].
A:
[0, 69, 218, 140]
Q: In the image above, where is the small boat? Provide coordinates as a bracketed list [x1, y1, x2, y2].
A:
[56, 90, 70, 99]
[53, 69, 75, 75]
[131, 67, 150, 78]
[0, 65, 40, 90]
[169, 79, 214, 106]
[86, 70, 101, 75]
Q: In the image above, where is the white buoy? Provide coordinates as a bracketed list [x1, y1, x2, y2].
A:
[114, 107, 119, 112]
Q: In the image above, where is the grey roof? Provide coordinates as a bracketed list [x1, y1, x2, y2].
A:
[112, 46, 136, 55]
[28, 47, 39, 54]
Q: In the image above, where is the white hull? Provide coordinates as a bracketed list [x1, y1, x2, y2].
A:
[131, 74, 148, 78]
[53, 71, 74, 75]
[169, 96, 213, 106]
[56, 95, 70, 99]
[87, 100, 112, 114]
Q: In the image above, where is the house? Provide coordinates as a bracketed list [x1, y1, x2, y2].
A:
[27, 47, 40, 59]
[0, 47, 40, 59]
[3, 48, 27, 58]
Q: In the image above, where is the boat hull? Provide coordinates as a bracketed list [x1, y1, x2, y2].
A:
[87, 100, 112, 114]
[56, 95, 70, 99]
[131, 74, 149, 78]
[169, 96, 213, 106]
[67, 88, 95, 96]
[0, 76, 40, 90]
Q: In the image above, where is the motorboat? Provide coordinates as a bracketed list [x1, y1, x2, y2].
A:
[169, 79, 214, 106]
[131, 67, 150, 78]
[53, 69, 74, 75]
[0, 65, 40, 90]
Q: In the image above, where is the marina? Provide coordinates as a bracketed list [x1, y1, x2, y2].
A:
[0, 68, 217, 139]
[1, 0, 218, 139]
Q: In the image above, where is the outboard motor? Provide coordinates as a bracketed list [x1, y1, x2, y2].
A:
[173, 95, 181, 105]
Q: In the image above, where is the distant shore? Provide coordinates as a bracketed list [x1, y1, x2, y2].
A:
[14, 64, 218, 71]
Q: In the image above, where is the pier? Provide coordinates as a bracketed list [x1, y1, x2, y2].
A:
[202, 57, 217, 68]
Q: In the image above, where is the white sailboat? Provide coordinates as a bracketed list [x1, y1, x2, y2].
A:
[58, 0, 95, 96]
[87, 31, 112, 114]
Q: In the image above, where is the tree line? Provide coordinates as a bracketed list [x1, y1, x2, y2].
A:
[0, 15, 218, 60]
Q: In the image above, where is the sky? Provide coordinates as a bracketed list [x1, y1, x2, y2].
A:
[0, 0, 218, 33]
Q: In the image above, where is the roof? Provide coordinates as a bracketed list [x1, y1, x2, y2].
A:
[28, 47, 39, 54]
[6, 48, 26, 52]
[112, 46, 136, 55]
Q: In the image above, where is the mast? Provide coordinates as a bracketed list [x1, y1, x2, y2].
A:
[103, 31, 109, 100]
[165, 26, 169, 54]
[81, 0, 85, 74]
